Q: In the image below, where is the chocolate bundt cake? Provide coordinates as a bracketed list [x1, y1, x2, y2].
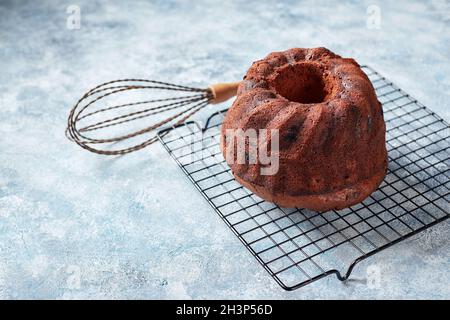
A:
[220, 47, 388, 211]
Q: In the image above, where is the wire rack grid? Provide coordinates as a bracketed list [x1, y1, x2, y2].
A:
[157, 66, 450, 291]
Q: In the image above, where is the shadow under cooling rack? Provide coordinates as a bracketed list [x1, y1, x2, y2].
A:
[157, 65, 450, 291]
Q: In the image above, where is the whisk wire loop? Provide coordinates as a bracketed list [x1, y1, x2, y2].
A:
[66, 79, 215, 155]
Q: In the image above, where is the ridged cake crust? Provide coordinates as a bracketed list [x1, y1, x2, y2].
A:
[221, 47, 388, 211]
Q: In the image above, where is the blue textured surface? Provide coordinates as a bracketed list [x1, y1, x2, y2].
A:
[0, 0, 449, 299]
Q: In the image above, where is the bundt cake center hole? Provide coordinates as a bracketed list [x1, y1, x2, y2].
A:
[272, 63, 332, 104]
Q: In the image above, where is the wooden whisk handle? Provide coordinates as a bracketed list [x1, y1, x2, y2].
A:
[208, 82, 240, 104]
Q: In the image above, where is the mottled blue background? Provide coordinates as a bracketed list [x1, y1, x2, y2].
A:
[0, 0, 449, 299]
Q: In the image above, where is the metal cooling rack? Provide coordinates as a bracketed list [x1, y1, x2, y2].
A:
[157, 66, 450, 291]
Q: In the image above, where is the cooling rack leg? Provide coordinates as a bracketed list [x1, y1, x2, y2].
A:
[329, 270, 349, 282]
[327, 258, 363, 282]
